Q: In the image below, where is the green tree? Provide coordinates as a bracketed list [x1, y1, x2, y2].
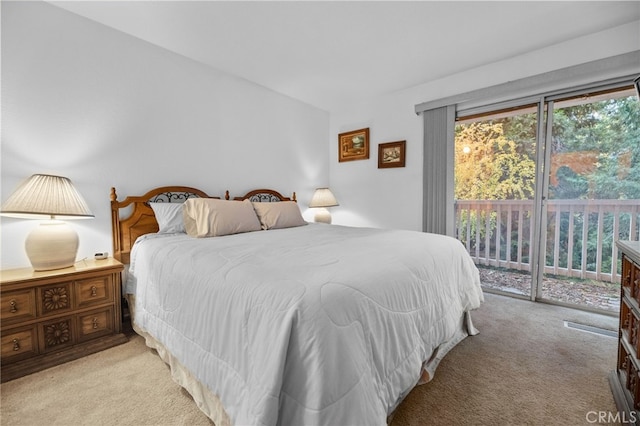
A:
[455, 120, 536, 200]
[550, 96, 640, 200]
[454, 92, 640, 273]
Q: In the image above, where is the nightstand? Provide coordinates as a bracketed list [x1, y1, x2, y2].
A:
[1, 258, 128, 382]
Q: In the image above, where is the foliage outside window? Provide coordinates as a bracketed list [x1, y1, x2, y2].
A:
[454, 88, 639, 281]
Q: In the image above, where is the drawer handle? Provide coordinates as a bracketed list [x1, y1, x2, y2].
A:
[9, 299, 17, 313]
[12, 338, 20, 351]
[90, 286, 97, 297]
[92, 317, 99, 329]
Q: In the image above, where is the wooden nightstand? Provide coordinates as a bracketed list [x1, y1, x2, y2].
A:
[1, 258, 128, 382]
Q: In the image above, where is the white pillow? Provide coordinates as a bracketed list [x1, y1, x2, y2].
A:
[149, 202, 186, 233]
[182, 198, 262, 237]
[251, 201, 307, 230]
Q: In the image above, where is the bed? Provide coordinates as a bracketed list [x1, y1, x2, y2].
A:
[110, 185, 484, 426]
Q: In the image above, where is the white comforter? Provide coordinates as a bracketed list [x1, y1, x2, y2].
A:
[127, 223, 483, 425]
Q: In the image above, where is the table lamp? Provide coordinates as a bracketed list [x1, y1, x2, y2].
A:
[1, 174, 94, 271]
[309, 188, 339, 224]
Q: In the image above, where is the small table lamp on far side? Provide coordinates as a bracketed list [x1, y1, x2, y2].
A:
[309, 188, 339, 224]
[1, 174, 94, 271]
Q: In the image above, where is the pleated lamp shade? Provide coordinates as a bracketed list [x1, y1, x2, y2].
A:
[1, 174, 94, 271]
[1, 174, 93, 219]
[309, 188, 339, 224]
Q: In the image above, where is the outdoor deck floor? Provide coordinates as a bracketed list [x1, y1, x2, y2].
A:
[478, 266, 621, 313]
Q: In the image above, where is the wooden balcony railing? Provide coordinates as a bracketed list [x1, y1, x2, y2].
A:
[455, 199, 640, 283]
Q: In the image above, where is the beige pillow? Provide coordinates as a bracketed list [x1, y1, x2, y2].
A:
[182, 198, 262, 237]
[252, 201, 307, 230]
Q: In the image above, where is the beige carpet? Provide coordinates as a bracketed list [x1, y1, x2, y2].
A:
[1, 293, 619, 426]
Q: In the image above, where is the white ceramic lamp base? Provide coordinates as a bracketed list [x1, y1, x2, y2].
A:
[25, 221, 79, 271]
[314, 208, 332, 224]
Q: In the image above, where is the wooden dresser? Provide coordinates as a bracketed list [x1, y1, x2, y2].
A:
[611, 240, 640, 423]
[1, 258, 128, 382]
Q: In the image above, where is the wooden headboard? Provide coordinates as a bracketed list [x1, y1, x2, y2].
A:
[231, 188, 296, 203]
[110, 186, 218, 263]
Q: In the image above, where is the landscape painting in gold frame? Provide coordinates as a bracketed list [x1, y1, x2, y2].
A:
[338, 128, 370, 162]
[378, 140, 406, 168]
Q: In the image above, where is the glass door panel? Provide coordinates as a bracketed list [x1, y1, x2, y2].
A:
[454, 106, 539, 298]
[541, 88, 640, 312]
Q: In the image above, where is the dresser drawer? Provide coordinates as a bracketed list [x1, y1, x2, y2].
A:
[76, 276, 113, 308]
[39, 316, 75, 353]
[1, 288, 36, 325]
[38, 282, 73, 317]
[1, 325, 38, 363]
[78, 307, 114, 342]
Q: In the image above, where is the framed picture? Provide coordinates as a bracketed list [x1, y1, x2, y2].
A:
[338, 128, 370, 162]
[378, 140, 406, 168]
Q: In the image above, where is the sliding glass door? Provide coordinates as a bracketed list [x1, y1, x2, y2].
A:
[454, 105, 538, 298]
[455, 84, 640, 312]
[539, 88, 640, 312]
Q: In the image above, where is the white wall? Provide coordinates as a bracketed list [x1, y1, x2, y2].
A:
[2, 2, 638, 269]
[1, 1, 329, 269]
[329, 21, 640, 231]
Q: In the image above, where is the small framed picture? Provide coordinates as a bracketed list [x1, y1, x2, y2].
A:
[338, 128, 370, 162]
[378, 141, 406, 168]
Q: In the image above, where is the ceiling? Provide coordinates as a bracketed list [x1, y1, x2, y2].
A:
[50, 1, 640, 112]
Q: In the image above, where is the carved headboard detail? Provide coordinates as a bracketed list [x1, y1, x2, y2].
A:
[231, 189, 296, 203]
[110, 186, 218, 263]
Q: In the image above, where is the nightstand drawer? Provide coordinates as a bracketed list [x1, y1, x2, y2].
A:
[78, 308, 114, 342]
[1, 289, 36, 324]
[1, 325, 38, 363]
[38, 282, 73, 317]
[76, 276, 112, 307]
[39, 316, 75, 353]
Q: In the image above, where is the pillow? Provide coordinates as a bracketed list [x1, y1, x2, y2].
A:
[182, 198, 262, 237]
[251, 201, 307, 230]
[149, 202, 186, 233]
